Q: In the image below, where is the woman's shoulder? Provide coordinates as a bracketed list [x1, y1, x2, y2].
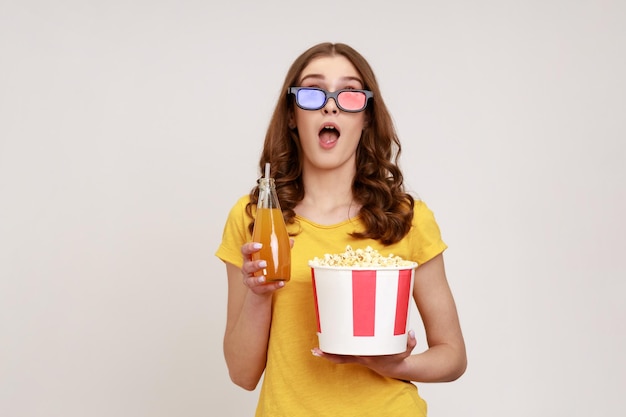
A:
[411, 197, 442, 228]
[412, 196, 433, 214]
[407, 197, 447, 263]
[222, 194, 252, 219]
[234, 193, 251, 206]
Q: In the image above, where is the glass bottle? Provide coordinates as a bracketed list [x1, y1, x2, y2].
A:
[251, 177, 291, 282]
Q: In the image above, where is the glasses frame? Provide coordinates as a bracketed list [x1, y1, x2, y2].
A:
[287, 86, 373, 113]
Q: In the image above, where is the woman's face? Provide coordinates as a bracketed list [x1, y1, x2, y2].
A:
[293, 55, 367, 174]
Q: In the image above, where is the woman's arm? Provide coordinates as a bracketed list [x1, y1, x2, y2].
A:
[312, 253, 467, 382]
[223, 242, 285, 390]
[402, 253, 467, 381]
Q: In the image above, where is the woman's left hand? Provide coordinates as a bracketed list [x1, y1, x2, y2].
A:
[310, 329, 418, 379]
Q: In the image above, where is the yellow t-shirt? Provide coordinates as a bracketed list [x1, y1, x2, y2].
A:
[215, 196, 448, 417]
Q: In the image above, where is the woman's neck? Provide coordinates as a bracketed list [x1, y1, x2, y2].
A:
[295, 167, 360, 225]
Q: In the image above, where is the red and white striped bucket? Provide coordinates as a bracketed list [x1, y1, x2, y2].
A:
[310, 263, 417, 355]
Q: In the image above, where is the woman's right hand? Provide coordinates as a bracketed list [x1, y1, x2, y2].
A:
[241, 242, 286, 295]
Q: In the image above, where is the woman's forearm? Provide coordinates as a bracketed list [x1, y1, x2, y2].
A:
[223, 257, 277, 391]
[224, 290, 273, 390]
[400, 343, 467, 383]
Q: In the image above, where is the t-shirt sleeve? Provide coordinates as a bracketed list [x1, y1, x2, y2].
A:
[215, 195, 252, 268]
[410, 200, 448, 265]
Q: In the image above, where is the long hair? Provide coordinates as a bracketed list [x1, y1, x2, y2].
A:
[246, 42, 414, 245]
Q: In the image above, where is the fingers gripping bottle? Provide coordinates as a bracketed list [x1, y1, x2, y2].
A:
[252, 163, 291, 282]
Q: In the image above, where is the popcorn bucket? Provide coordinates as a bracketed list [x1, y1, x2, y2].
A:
[310, 263, 417, 355]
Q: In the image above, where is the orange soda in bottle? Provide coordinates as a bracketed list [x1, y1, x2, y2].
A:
[251, 164, 291, 282]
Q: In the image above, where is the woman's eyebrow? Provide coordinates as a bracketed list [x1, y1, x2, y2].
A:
[341, 76, 364, 84]
[299, 74, 364, 85]
[299, 74, 324, 84]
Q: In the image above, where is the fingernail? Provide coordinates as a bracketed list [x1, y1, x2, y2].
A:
[311, 349, 321, 357]
[408, 330, 415, 339]
[277, 281, 285, 287]
[252, 242, 262, 250]
[259, 260, 267, 268]
[258, 276, 265, 283]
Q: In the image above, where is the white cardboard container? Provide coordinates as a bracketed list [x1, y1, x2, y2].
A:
[309, 263, 417, 355]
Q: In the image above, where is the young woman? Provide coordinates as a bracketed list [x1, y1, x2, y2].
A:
[216, 42, 466, 417]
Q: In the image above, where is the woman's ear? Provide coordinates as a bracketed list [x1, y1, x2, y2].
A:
[288, 114, 296, 130]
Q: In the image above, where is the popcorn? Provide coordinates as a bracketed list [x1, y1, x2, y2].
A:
[309, 245, 415, 268]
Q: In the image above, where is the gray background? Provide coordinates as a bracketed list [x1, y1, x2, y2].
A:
[1, 1, 625, 416]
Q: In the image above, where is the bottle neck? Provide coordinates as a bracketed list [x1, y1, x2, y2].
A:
[257, 177, 279, 209]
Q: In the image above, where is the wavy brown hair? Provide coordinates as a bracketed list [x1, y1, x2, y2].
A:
[246, 42, 414, 245]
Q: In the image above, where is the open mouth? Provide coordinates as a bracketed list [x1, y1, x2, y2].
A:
[319, 124, 340, 145]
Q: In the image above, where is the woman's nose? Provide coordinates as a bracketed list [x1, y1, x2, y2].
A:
[322, 97, 339, 114]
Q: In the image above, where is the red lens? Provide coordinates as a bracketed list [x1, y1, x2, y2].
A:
[337, 91, 366, 111]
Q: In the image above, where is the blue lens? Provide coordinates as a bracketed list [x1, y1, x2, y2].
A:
[297, 89, 326, 109]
